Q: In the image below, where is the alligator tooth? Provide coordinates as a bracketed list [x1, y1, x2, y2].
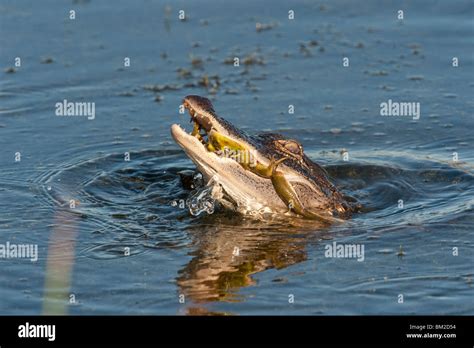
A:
[191, 122, 200, 137]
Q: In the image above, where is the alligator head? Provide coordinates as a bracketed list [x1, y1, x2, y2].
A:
[171, 95, 353, 222]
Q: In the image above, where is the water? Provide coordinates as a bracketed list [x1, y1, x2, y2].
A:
[0, 0, 473, 315]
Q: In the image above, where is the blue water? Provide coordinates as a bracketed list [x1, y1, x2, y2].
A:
[0, 0, 473, 315]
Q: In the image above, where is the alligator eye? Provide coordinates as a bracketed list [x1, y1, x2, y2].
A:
[275, 139, 303, 156]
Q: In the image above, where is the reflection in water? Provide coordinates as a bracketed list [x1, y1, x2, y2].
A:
[176, 215, 328, 311]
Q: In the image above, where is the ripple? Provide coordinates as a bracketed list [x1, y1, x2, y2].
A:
[29, 148, 474, 265]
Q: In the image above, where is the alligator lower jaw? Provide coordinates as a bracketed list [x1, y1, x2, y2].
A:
[170, 123, 207, 154]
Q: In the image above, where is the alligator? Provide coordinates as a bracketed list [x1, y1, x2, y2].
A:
[171, 95, 354, 222]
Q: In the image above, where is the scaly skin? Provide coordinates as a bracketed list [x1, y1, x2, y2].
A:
[208, 131, 337, 222]
[171, 95, 354, 221]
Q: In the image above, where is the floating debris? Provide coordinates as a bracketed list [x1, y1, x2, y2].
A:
[198, 74, 220, 91]
[154, 95, 163, 103]
[408, 43, 422, 55]
[224, 53, 265, 65]
[223, 57, 235, 64]
[190, 55, 204, 68]
[41, 57, 54, 64]
[143, 84, 181, 92]
[256, 22, 277, 32]
[368, 70, 389, 76]
[408, 43, 421, 49]
[117, 91, 135, 97]
[242, 53, 265, 65]
[299, 43, 312, 57]
[380, 85, 396, 91]
[246, 82, 260, 93]
[4, 67, 16, 73]
[443, 93, 457, 98]
[177, 67, 192, 78]
[408, 75, 424, 81]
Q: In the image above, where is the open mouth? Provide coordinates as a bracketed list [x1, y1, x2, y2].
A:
[182, 99, 213, 150]
[174, 98, 255, 167]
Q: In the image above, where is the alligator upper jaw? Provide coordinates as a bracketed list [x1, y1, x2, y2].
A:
[172, 97, 257, 164]
[170, 97, 239, 174]
[170, 98, 218, 160]
[170, 123, 217, 177]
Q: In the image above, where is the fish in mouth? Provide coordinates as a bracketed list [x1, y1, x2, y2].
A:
[171, 95, 354, 222]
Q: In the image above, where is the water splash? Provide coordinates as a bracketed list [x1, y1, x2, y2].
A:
[186, 176, 219, 216]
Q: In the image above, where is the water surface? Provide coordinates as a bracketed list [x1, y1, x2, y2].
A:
[0, 0, 473, 315]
